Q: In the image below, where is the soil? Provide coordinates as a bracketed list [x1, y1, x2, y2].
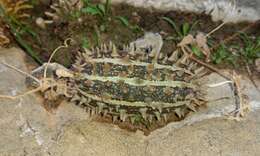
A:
[18, 1, 259, 69]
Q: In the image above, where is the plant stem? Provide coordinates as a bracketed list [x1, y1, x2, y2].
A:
[0, 5, 42, 64]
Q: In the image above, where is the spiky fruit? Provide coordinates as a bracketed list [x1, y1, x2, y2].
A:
[26, 33, 205, 127]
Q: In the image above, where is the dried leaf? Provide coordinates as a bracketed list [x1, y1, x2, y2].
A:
[195, 33, 211, 62]
[0, 27, 10, 46]
[177, 34, 194, 47]
[0, 0, 32, 20]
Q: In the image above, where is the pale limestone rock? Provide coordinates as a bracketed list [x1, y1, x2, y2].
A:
[106, 0, 260, 23]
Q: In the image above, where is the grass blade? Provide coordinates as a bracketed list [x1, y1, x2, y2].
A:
[115, 16, 129, 27]
[162, 17, 182, 38]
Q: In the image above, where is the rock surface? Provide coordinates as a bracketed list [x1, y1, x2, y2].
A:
[106, 0, 260, 22]
[0, 47, 260, 156]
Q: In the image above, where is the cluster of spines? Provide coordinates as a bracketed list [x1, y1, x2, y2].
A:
[69, 93, 195, 124]
[73, 44, 205, 85]
[73, 42, 206, 79]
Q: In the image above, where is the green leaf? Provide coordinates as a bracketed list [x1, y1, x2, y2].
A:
[115, 16, 129, 27]
[211, 44, 238, 65]
[130, 25, 143, 33]
[239, 32, 251, 46]
[161, 17, 182, 38]
[97, 4, 106, 16]
[82, 37, 90, 49]
[239, 33, 260, 63]
[82, 0, 90, 5]
[191, 45, 203, 58]
[190, 20, 198, 33]
[71, 10, 81, 18]
[256, 37, 260, 46]
[0, 5, 42, 64]
[182, 23, 190, 36]
[105, 0, 111, 15]
[81, 6, 101, 15]
[256, 49, 260, 57]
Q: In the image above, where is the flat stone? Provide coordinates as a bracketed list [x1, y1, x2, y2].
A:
[0, 48, 90, 155]
[106, 0, 260, 22]
[146, 73, 260, 156]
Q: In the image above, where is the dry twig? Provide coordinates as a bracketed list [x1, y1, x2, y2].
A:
[0, 38, 73, 100]
[177, 23, 250, 119]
